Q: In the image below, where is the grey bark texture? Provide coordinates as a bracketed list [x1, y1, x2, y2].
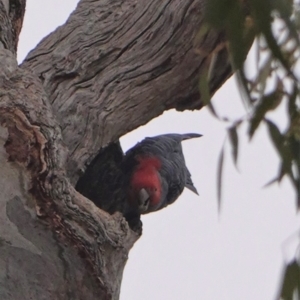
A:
[22, 0, 231, 184]
[0, 0, 233, 299]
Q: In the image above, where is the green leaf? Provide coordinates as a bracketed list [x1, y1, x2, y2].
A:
[294, 8, 300, 30]
[236, 68, 253, 109]
[265, 119, 284, 152]
[278, 260, 300, 300]
[272, 0, 293, 17]
[250, 0, 296, 79]
[263, 162, 286, 188]
[288, 84, 298, 120]
[199, 69, 210, 106]
[289, 137, 300, 208]
[272, 0, 300, 47]
[204, 0, 237, 28]
[207, 102, 220, 119]
[265, 119, 294, 183]
[277, 162, 286, 183]
[194, 23, 211, 47]
[204, 0, 252, 70]
[228, 124, 239, 166]
[217, 145, 225, 212]
[290, 138, 300, 170]
[249, 88, 283, 139]
[253, 54, 273, 97]
[263, 176, 280, 188]
[199, 66, 219, 119]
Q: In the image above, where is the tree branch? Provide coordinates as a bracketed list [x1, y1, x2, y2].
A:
[21, 0, 232, 183]
[0, 49, 138, 299]
[0, 0, 25, 52]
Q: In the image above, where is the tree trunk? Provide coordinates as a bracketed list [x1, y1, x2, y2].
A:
[0, 0, 233, 299]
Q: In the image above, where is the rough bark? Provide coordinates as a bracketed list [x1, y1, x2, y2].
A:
[0, 49, 138, 299]
[21, 0, 232, 184]
[0, 0, 235, 299]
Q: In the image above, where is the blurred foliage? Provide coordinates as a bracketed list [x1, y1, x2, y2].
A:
[197, 0, 300, 299]
[277, 259, 300, 300]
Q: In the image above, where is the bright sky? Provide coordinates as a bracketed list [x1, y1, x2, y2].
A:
[18, 1, 300, 300]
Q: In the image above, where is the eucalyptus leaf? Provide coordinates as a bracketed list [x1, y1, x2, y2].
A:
[265, 119, 295, 188]
[199, 68, 210, 106]
[263, 162, 286, 188]
[265, 119, 284, 154]
[217, 145, 225, 212]
[250, 0, 295, 78]
[288, 83, 298, 118]
[278, 260, 300, 300]
[249, 89, 283, 139]
[199, 65, 220, 119]
[228, 125, 239, 166]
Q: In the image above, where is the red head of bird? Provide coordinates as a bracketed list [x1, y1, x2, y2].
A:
[123, 133, 202, 214]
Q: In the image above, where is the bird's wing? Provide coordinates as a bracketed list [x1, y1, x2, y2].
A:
[159, 158, 186, 205]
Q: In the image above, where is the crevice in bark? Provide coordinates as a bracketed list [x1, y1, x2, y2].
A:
[0, 0, 25, 52]
[9, 0, 26, 51]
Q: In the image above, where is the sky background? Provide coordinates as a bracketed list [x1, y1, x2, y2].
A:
[18, 1, 300, 299]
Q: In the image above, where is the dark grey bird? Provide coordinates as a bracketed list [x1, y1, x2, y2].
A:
[122, 133, 202, 214]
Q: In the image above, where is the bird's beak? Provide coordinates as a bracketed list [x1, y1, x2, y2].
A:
[138, 188, 150, 213]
